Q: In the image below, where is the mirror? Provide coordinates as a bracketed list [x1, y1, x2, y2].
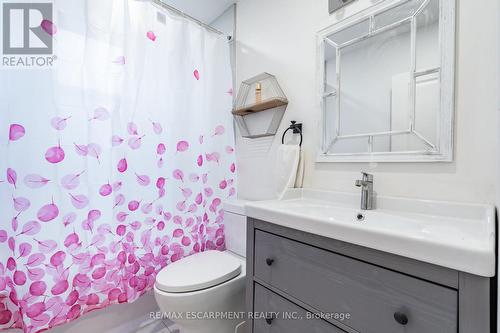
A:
[318, 0, 455, 162]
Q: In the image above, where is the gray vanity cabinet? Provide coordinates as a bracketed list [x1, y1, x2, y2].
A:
[246, 218, 493, 333]
[253, 284, 346, 333]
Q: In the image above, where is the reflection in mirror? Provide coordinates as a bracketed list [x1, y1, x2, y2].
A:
[374, 0, 427, 30]
[337, 23, 412, 137]
[324, 41, 337, 95]
[416, 0, 439, 71]
[319, 0, 455, 161]
[390, 72, 440, 152]
[323, 94, 337, 152]
[327, 19, 370, 45]
[330, 137, 369, 154]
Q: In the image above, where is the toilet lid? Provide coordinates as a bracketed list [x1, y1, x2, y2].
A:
[155, 251, 242, 293]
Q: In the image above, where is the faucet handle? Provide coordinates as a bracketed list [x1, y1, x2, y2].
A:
[361, 172, 373, 182]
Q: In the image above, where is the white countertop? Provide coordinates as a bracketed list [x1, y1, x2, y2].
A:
[245, 189, 496, 277]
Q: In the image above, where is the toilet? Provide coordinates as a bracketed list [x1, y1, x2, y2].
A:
[154, 200, 248, 333]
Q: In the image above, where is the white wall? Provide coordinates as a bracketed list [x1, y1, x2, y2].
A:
[161, 0, 235, 24]
[210, 4, 236, 36]
[235, 0, 499, 204]
[210, 4, 237, 97]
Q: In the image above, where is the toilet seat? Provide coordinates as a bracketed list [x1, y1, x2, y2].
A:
[155, 250, 242, 293]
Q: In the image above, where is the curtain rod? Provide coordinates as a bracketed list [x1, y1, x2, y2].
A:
[151, 0, 226, 37]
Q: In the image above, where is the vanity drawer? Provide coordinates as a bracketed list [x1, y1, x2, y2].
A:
[253, 283, 345, 333]
[254, 230, 458, 333]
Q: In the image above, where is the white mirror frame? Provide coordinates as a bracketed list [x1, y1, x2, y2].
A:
[316, 0, 456, 163]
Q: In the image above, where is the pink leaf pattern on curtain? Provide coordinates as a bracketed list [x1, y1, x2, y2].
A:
[0, 1, 235, 332]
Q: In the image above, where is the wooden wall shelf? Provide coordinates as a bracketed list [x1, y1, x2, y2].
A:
[233, 72, 288, 138]
[232, 97, 288, 116]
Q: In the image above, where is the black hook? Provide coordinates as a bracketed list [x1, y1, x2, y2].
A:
[281, 121, 303, 147]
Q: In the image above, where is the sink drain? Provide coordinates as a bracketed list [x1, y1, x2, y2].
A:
[356, 213, 365, 222]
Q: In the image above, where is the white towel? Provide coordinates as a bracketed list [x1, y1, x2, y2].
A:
[294, 148, 304, 188]
[274, 145, 304, 200]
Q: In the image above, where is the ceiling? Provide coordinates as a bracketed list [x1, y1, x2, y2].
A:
[160, 0, 235, 24]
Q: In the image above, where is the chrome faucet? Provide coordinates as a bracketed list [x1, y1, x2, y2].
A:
[355, 172, 374, 210]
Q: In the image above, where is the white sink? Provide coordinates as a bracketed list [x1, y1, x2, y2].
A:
[245, 189, 496, 277]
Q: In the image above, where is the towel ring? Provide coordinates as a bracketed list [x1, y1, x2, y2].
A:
[282, 121, 303, 147]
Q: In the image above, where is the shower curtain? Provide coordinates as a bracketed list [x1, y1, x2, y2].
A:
[0, 1, 235, 332]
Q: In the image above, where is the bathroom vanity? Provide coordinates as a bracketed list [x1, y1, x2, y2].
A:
[244, 190, 496, 333]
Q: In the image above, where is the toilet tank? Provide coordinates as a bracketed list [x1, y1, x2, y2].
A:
[223, 200, 247, 257]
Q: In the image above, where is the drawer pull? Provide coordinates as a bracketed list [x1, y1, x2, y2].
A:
[394, 312, 409, 325]
[266, 258, 274, 266]
[265, 315, 274, 325]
